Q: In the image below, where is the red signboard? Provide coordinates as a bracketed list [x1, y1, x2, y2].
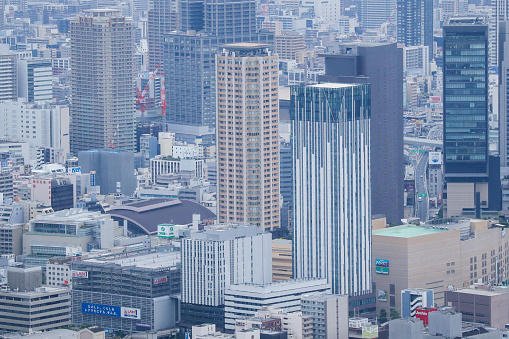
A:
[415, 308, 437, 325]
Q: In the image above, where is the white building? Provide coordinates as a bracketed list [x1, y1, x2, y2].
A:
[46, 260, 71, 287]
[0, 100, 70, 155]
[301, 293, 349, 339]
[17, 58, 53, 103]
[150, 156, 204, 183]
[182, 224, 272, 307]
[403, 45, 430, 76]
[224, 278, 330, 331]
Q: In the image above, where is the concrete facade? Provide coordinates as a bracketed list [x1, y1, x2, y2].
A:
[301, 294, 349, 339]
[372, 220, 509, 316]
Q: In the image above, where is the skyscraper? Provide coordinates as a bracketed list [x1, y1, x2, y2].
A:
[163, 0, 273, 129]
[147, 0, 180, 71]
[443, 17, 499, 217]
[397, 0, 433, 59]
[70, 9, 135, 154]
[319, 43, 404, 225]
[216, 43, 279, 230]
[0, 51, 17, 102]
[292, 83, 372, 301]
[490, 0, 509, 66]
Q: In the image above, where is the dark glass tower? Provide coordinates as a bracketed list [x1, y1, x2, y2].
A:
[397, 0, 433, 59]
[443, 17, 488, 181]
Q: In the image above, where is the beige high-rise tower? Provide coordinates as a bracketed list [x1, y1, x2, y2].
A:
[216, 43, 279, 229]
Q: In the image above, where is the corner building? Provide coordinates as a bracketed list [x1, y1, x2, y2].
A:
[291, 83, 373, 307]
[216, 43, 279, 229]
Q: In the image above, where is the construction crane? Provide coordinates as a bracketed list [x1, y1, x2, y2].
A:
[380, 4, 397, 35]
[136, 63, 162, 114]
[109, 124, 120, 150]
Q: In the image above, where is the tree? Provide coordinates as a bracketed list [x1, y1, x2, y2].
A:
[379, 309, 387, 323]
[390, 309, 400, 320]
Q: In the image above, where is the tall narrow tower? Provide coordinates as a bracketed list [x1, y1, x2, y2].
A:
[216, 43, 280, 230]
[70, 9, 135, 154]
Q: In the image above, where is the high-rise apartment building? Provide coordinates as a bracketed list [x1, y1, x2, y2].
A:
[181, 223, 272, 330]
[291, 83, 372, 303]
[397, 0, 433, 59]
[275, 32, 305, 60]
[319, 43, 404, 225]
[443, 17, 500, 217]
[70, 9, 135, 154]
[216, 43, 279, 229]
[147, 0, 179, 71]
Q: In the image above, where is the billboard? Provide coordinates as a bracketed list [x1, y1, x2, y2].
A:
[158, 224, 175, 239]
[377, 290, 388, 302]
[429, 152, 442, 165]
[81, 303, 140, 319]
[375, 259, 389, 267]
[362, 325, 379, 338]
[153, 276, 169, 285]
[90, 171, 96, 186]
[68, 166, 81, 174]
[415, 308, 437, 325]
[375, 267, 389, 275]
[72, 270, 88, 278]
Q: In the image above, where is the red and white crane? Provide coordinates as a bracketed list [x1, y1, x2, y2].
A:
[136, 63, 162, 114]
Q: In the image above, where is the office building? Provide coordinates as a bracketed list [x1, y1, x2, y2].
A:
[372, 220, 509, 316]
[0, 286, 71, 332]
[489, 0, 509, 66]
[140, 134, 158, 168]
[428, 308, 462, 338]
[360, 0, 396, 30]
[428, 152, 443, 199]
[46, 258, 72, 287]
[0, 224, 23, 255]
[237, 308, 313, 339]
[272, 239, 292, 281]
[70, 9, 135, 153]
[216, 43, 279, 229]
[443, 17, 499, 217]
[301, 294, 349, 339]
[181, 223, 272, 330]
[6, 266, 43, 292]
[0, 101, 70, 156]
[397, 0, 433, 58]
[401, 288, 434, 318]
[147, 0, 179, 71]
[445, 287, 509, 329]
[319, 42, 404, 225]
[275, 32, 305, 60]
[291, 84, 373, 306]
[164, 0, 273, 130]
[388, 318, 424, 339]
[0, 49, 16, 102]
[30, 177, 74, 211]
[17, 58, 52, 103]
[224, 278, 330, 331]
[78, 150, 137, 196]
[0, 171, 13, 204]
[71, 251, 180, 332]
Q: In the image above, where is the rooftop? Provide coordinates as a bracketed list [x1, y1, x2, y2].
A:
[373, 225, 449, 238]
[453, 288, 506, 297]
[84, 251, 180, 269]
[311, 83, 356, 89]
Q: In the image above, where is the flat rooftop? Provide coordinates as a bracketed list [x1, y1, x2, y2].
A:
[311, 83, 356, 89]
[84, 251, 180, 269]
[453, 288, 506, 297]
[373, 225, 449, 238]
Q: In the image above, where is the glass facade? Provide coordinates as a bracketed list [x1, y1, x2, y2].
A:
[443, 19, 489, 180]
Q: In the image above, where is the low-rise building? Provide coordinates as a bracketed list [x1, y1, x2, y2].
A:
[224, 278, 330, 331]
[445, 286, 509, 330]
[0, 286, 71, 332]
[372, 220, 509, 316]
[0, 224, 23, 255]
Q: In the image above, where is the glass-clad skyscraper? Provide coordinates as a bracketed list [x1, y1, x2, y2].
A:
[443, 17, 488, 181]
[292, 83, 372, 299]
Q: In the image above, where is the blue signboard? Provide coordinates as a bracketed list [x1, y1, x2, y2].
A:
[82, 303, 121, 317]
[375, 259, 389, 267]
[90, 171, 96, 186]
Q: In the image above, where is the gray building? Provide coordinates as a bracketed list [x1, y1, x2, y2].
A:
[291, 83, 373, 311]
[0, 286, 71, 332]
[428, 308, 462, 338]
[0, 48, 16, 102]
[319, 42, 404, 225]
[71, 251, 181, 332]
[7, 266, 42, 292]
[0, 224, 23, 255]
[163, 0, 273, 129]
[70, 9, 135, 154]
[79, 149, 137, 196]
[360, 0, 396, 30]
[388, 318, 424, 339]
[147, 0, 179, 71]
[301, 294, 348, 339]
[396, 0, 433, 59]
[17, 58, 52, 103]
